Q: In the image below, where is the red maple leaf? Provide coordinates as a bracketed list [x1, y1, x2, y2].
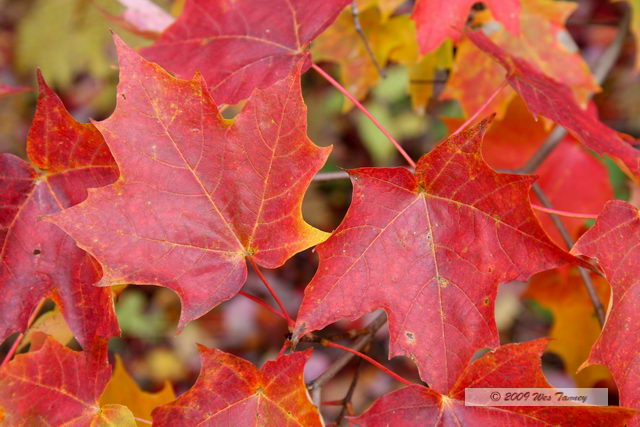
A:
[532, 138, 613, 246]
[0, 72, 119, 348]
[152, 347, 321, 425]
[0, 338, 134, 424]
[50, 37, 330, 329]
[412, 0, 520, 53]
[467, 30, 640, 180]
[572, 200, 640, 426]
[351, 339, 635, 426]
[140, 0, 351, 105]
[294, 118, 575, 393]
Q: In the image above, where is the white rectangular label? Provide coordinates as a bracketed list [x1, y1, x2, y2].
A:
[464, 388, 609, 406]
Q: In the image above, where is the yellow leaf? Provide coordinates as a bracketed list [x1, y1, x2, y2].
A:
[355, 0, 406, 21]
[19, 307, 74, 351]
[524, 267, 612, 387]
[93, 404, 136, 426]
[399, 41, 452, 114]
[100, 355, 175, 426]
[313, 6, 451, 113]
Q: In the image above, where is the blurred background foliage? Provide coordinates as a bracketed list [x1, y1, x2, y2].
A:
[0, 0, 638, 418]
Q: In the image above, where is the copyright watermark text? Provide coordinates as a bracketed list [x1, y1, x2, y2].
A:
[465, 388, 608, 406]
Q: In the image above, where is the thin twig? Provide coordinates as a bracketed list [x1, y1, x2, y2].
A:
[351, 2, 386, 78]
[531, 204, 599, 219]
[311, 386, 322, 408]
[311, 63, 416, 169]
[531, 185, 575, 248]
[313, 167, 415, 183]
[520, 11, 630, 174]
[313, 171, 351, 182]
[238, 291, 288, 322]
[323, 327, 374, 342]
[520, 126, 568, 174]
[450, 79, 508, 138]
[1, 299, 46, 366]
[335, 357, 363, 425]
[308, 312, 387, 400]
[409, 79, 448, 84]
[1, 333, 24, 366]
[322, 400, 345, 406]
[532, 184, 606, 326]
[248, 259, 294, 327]
[591, 11, 630, 84]
[322, 340, 413, 386]
[134, 417, 153, 425]
[277, 339, 290, 358]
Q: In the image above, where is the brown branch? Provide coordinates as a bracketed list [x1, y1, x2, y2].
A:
[313, 171, 350, 182]
[335, 357, 363, 425]
[308, 312, 387, 403]
[351, 2, 386, 78]
[409, 79, 448, 84]
[520, 10, 630, 174]
[531, 183, 606, 326]
[313, 167, 414, 183]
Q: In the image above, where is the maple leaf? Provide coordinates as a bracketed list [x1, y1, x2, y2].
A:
[524, 267, 612, 387]
[152, 347, 322, 425]
[100, 354, 175, 426]
[0, 337, 135, 425]
[49, 37, 331, 329]
[0, 72, 119, 348]
[294, 118, 574, 393]
[140, 0, 351, 105]
[443, 0, 598, 118]
[350, 339, 636, 426]
[0, 85, 30, 98]
[572, 200, 640, 425]
[467, 30, 640, 180]
[411, 0, 520, 54]
[531, 138, 613, 246]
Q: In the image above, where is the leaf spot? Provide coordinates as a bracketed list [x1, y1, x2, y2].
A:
[33, 249, 41, 255]
[437, 277, 448, 288]
[405, 331, 416, 344]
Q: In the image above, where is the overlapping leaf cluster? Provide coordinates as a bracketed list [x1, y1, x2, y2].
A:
[1, 0, 639, 425]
